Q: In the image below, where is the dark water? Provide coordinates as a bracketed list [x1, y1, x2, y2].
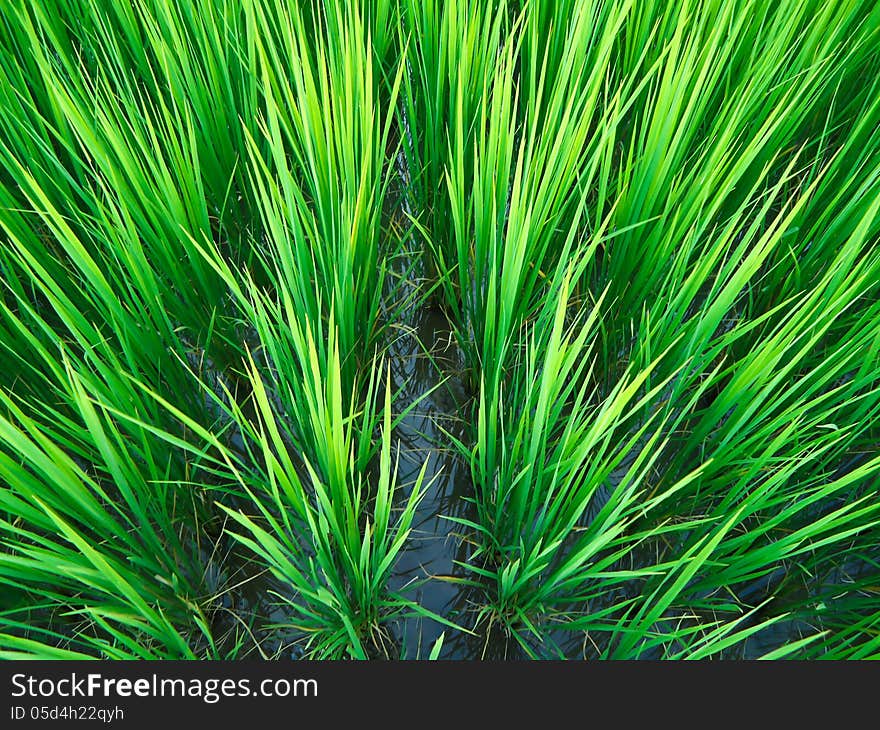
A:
[382, 304, 478, 658]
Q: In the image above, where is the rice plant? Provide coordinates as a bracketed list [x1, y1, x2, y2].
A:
[1, 0, 879, 660]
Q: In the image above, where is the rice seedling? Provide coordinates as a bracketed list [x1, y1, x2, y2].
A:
[405, 0, 880, 656]
[0, 0, 878, 660]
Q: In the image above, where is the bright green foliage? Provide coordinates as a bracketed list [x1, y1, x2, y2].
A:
[1, 0, 879, 659]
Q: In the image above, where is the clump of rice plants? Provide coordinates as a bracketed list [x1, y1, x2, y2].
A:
[1, 0, 879, 660]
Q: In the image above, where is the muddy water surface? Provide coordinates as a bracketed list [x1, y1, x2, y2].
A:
[383, 305, 478, 658]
